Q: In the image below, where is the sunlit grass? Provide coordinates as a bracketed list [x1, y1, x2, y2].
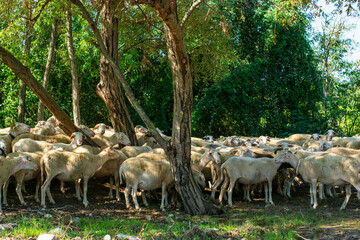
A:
[1, 207, 359, 239]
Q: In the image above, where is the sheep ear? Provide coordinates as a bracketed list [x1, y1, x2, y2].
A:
[288, 144, 294, 147]
[106, 125, 111, 129]
[334, 132, 338, 135]
[319, 136, 322, 139]
[93, 124, 99, 130]
[71, 133, 75, 139]
[325, 132, 328, 135]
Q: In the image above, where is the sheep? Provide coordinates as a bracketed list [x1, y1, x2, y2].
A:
[136, 133, 159, 148]
[302, 140, 333, 151]
[91, 132, 131, 147]
[79, 124, 96, 138]
[12, 132, 85, 153]
[218, 156, 282, 207]
[12, 133, 71, 147]
[45, 116, 58, 128]
[191, 137, 213, 147]
[40, 146, 121, 208]
[332, 137, 359, 147]
[346, 140, 360, 149]
[0, 155, 38, 214]
[93, 123, 113, 135]
[92, 149, 128, 200]
[2, 152, 43, 206]
[120, 146, 152, 158]
[310, 133, 321, 140]
[0, 122, 31, 154]
[190, 148, 222, 173]
[325, 129, 337, 141]
[119, 157, 173, 211]
[257, 136, 270, 145]
[287, 134, 311, 142]
[223, 137, 244, 147]
[275, 150, 360, 210]
[35, 121, 47, 128]
[31, 124, 56, 136]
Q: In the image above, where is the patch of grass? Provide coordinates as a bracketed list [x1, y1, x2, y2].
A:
[1, 206, 359, 239]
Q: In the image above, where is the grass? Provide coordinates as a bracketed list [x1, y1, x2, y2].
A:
[1, 206, 359, 240]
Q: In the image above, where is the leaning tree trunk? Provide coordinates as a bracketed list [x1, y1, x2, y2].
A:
[66, 7, 81, 126]
[0, 45, 99, 147]
[96, 0, 137, 144]
[37, 18, 59, 122]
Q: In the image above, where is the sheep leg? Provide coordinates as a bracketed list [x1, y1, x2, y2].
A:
[244, 185, 251, 202]
[41, 177, 53, 208]
[35, 175, 41, 203]
[82, 178, 89, 207]
[160, 182, 167, 211]
[75, 179, 82, 201]
[326, 185, 334, 198]
[227, 179, 236, 208]
[108, 176, 114, 199]
[15, 181, 26, 206]
[276, 176, 283, 196]
[46, 185, 55, 205]
[210, 176, 223, 200]
[357, 191, 360, 200]
[318, 183, 326, 200]
[131, 182, 140, 210]
[340, 184, 351, 210]
[264, 183, 269, 204]
[124, 184, 132, 209]
[141, 190, 149, 207]
[60, 180, 66, 194]
[219, 170, 229, 205]
[2, 179, 10, 206]
[311, 182, 318, 209]
[114, 171, 121, 201]
[331, 187, 337, 198]
[268, 179, 274, 206]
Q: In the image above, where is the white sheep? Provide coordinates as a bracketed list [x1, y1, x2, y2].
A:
[79, 124, 96, 137]
[31, 124, 56, 136]
[11, 132, 71, 147]
[218, 156, 282, 207]
[325, 129, 337, 141]
[0, 139, 7, 157]
[119, 157, 173, 211]
[40, 146, 121, 208]
[275, 150, 360, 210]
[93, 123, 113, 135]
[91, 132, 131, 147]
[287, 134, 311, 142]
[12, 132, 85, 152]
[2, 152, 43, 205]
[0, 122, 31, 154]
[0, 155, 38, 214]
[120, 146, 152, 158]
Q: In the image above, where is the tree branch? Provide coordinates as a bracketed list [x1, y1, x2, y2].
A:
[119, 38, 160, 58]
[137, 5, 163, 33]
[180, 0, 204, 29]
[31, 0, 52, 24]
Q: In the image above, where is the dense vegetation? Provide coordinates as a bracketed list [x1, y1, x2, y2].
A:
[0, 0, 358, 137]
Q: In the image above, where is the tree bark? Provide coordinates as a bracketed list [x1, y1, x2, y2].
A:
[0, 45, 98, 147]
[18, 0, 33, 123]
[92, 0, 137, 145]
[37, 18, 59, 122]
[66, 7, 81, 126]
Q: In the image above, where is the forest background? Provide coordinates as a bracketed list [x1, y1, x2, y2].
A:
[1, 0, 359, 138]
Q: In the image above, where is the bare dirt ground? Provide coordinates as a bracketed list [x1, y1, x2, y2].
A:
[2, 178, 360, 239]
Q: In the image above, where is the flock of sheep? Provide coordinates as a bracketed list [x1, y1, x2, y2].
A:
[1, 117, 360, 214]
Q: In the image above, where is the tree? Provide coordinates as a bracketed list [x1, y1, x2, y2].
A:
[70, 0, 221, 214]
[65, 5, 81, 126]
[37, 18, 59, 122]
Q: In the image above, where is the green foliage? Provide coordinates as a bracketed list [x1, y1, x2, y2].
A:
[193, 0, 322, 137]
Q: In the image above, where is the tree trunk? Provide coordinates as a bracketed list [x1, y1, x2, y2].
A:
[37, 18, 59, 122]
[66, 7, 81, 126]
[160, 2, 220, 215]
[70, 0, 221, 215]
[0, 45, 98, 147]
[18, 0, 33, 123]
[95, 0, 137, 144]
